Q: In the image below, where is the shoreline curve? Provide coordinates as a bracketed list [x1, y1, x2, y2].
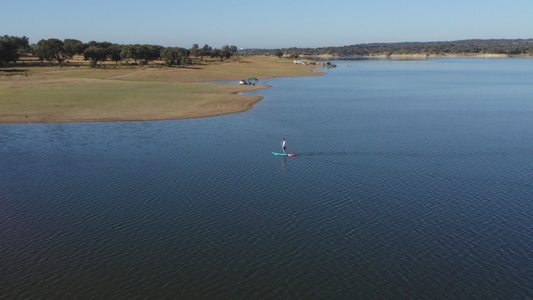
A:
[0, 56, 324, 123]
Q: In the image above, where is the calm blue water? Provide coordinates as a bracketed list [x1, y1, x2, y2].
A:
[1, 58, 532, 299]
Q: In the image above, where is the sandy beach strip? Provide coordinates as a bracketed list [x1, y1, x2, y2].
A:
[0, 56, 323, 123]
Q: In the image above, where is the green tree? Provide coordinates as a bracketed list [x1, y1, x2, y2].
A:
[0, 35, 21, 64]
[190, 44, 200, 59]
[108, 44, 123, 63]
[83, 46, 107, 64]
[1, 35, 30, 54]
[63, 39, 85, 59]
[46, 38, 66, 64]
[33, 38, 67, 64]
[221, 45, 238, 59]
[161, 47, 189, 66]
[137, 44, 162, 63]
[161, 48, 174, 66]
[87, 41, 113, 49]
[210, 48, 221, 61]
[32, 40, 51, 62]
[210, 48, 231, 62]
[199, 44, 212, 61]
[14, 36, 30, 53]
[120, 45, 140, 64]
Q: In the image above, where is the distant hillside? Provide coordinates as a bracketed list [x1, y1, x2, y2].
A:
[242, 39, 533, 57]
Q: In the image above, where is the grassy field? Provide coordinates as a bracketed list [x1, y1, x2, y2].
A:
[0, 56, 322, 123]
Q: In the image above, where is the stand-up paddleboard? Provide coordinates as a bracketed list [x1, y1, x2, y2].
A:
[272, 152, 295, 157]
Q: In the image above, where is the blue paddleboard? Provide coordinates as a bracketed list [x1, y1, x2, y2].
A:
[272, 152, 295, 156]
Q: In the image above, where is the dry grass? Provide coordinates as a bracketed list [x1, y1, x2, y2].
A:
[0, 56, 323, 123]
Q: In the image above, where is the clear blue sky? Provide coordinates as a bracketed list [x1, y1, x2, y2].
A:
[3, 0, 533, 49]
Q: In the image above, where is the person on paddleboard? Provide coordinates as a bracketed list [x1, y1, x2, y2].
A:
[281, 138, 286, 154]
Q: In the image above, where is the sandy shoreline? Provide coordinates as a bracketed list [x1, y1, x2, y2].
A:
[0, 56, 323, 123]
[4, 53, 529, 124]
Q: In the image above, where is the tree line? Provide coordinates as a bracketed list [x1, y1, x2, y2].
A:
[242, 39, 533, 57]
[0, 35, 238, 66]
[0, 35, 31, 65]
[5, 36, 533, 66]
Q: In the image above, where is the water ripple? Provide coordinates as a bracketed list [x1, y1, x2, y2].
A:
[3, 59, 533, 299]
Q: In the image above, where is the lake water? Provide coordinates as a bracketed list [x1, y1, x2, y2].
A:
[1, 58, 532, 299]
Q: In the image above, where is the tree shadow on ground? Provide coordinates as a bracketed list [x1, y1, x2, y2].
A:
[1, 69, 28, 73]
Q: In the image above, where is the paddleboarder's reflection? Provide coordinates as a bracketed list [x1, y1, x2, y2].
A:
[281, 157, 287, 173]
